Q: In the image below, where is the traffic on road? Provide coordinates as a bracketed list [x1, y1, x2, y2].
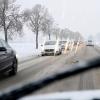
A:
[0, 0, 100, 100]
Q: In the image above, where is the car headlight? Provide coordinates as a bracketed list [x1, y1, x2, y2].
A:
[41, 47, 45, 53]
[55, 48, 59, 52]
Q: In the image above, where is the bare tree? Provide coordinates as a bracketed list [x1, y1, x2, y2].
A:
[41, 10, 54, 40]
[0, 0, 23, 42]
[60, 29, 69, 40]
[52, 25, 60, 40]
[59, 28, 83, 41]
[74, 32, 83, 41]
[23, 4, 47, 49]
[60, 28, 76, 40]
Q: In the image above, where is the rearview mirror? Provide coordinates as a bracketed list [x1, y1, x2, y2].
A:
[0, 47, 7, 51]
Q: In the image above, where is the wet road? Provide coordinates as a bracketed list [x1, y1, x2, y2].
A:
[0, 46, 100, 95]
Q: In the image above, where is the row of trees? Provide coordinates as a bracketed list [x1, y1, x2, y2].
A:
[0, 0, 23, 42]
[23, 4, 54, 48]
[0, 0, 83, 49]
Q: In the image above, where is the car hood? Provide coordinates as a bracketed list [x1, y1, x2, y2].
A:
[43, 45, 56, 49]
[20, 90, 100, 100]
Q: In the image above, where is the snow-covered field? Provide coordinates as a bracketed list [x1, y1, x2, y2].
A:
[8, 33, 56, 60]
[9, 42, 42, 59]
[1, 28, 57, 62]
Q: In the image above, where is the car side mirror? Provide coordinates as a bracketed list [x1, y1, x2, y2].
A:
[0, 47, 7, 51]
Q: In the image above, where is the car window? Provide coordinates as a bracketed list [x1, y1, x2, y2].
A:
[45, 41, 56, 45]
[1, 40, 11, 48]
[60, 41, 67, 45]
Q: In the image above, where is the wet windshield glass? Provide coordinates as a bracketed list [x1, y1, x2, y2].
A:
[0, 41, 3, 47]
[0, 0, 100, 99]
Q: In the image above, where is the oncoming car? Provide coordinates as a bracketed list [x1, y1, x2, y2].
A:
[41, 40, 62, 56]
[86, 40, 94, 46]
[0, 39, 18, 76]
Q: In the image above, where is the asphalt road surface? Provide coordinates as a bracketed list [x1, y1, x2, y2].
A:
[0, 46, 100, 95]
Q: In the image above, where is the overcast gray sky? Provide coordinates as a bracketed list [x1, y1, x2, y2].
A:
[16, 0, 100, 38]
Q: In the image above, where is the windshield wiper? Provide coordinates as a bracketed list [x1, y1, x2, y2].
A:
[0, 57, 100, 100]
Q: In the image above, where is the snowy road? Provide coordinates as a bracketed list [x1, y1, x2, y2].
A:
[0, 46, 100, 95]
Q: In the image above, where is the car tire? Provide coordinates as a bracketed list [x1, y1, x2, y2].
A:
[9, 59, 17, 76]
[41, 54, 44, 56]
[42, 54, 45, 56]
[59, 51, 62, 55]
[54, 53, 56, 56]
[54, 53, 58, 56]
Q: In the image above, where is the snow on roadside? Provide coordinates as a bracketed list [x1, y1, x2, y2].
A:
[9, 42, 42, 60]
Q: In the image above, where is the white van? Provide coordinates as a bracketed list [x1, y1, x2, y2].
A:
[86, 40, 94, 46]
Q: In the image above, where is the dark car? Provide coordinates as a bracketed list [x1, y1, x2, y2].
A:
[0, 39, 18, 76]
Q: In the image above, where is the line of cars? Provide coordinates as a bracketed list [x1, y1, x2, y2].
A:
[40, 40, 84, 56]
[41, 40, 67, 56]
[0, 39, 81, 75]
[0, 39, 69, 76]
[0, 39, 68, 75]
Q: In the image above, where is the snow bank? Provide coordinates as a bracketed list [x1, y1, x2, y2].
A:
[9, 42, 42, 59]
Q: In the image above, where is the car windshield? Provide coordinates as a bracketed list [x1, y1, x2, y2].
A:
[60, 41, 67, 44]
[88, 40, 92, 42]
[0, 0, 100, 100]
[45, 41, 56, 45]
